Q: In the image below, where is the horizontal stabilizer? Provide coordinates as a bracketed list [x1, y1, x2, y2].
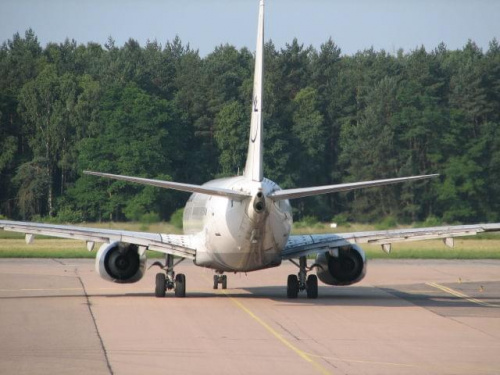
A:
[84, 171, 251, 201]
[268, 174, 439, 201]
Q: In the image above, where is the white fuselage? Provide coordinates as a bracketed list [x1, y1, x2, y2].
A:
[183, 176, 293, 272]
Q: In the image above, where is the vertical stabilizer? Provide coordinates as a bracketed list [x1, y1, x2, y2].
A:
[244, 0, 265, 182]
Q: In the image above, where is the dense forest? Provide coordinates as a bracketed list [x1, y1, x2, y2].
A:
[1, 29, 499, 225]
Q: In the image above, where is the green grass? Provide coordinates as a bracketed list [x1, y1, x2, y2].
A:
[364, 239, 500, 259]
[1, 221, 499, 259]
[0, 231, 25, 239]
[0, 239, 166, 258]
[1, 238, 499, 259]
[0, 239, 95, 258]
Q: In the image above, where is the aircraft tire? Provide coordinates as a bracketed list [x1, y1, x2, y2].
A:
[213, 275, 219, 289]
[175, 273, 186, 297]
[222, 275, 227, 289]
[306, 274, 318, 299]
[287, 274, 299, 298]
[155, 273, 166, 298]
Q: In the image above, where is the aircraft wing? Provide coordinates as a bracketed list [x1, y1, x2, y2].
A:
[0, 220, 196, 259]
[281, 223, 500, 259]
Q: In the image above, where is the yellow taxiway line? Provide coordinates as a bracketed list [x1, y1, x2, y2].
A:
[225, 294, 332, 375]
[426, 282, 500, 308]
[219, 288, 419, 373]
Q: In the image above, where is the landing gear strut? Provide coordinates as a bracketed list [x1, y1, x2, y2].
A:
[151, 254, 186, 298]
[287, 256, 318, 299]
[213, 272, 227, 290]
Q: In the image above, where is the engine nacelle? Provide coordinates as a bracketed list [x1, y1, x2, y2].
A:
[96, 242, 147, 283]
[315, 244, 367, 286]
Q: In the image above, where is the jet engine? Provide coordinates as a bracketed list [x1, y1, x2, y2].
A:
[95, 242, 146, 283]
[315, 245, 366, 286]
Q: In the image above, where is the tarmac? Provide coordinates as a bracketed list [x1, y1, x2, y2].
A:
[1, 258, 500, 375]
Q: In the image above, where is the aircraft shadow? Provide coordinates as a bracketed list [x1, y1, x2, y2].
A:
[235, 285, 500, 308]
[2, 282, 499, 310]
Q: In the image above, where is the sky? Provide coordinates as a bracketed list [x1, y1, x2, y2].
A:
[1, 0, 499, 56]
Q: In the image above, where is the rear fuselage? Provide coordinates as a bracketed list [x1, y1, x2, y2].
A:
[183, 176, 292, 272]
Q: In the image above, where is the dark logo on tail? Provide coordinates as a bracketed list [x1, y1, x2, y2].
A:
[251, 96, 259, 143]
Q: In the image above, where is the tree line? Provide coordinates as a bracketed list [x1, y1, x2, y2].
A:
[1, 29, 499, 224]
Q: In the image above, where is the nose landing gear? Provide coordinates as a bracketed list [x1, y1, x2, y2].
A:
[213, 273, 227, 290]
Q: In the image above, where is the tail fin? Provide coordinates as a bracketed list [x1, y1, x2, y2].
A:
[244, 0, 265, 182]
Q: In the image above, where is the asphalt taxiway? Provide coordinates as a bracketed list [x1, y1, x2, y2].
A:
[1, 259, 500, 375]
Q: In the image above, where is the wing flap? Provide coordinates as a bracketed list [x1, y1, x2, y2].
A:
[0, 220, 196, 259]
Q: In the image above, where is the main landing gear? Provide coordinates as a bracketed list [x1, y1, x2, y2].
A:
[213, 272, 227, 290]
[150, 254, 186, 298]
[287, 256, 318, 299]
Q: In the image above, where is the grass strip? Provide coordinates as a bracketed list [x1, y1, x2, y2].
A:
[0, 239, 499, 259]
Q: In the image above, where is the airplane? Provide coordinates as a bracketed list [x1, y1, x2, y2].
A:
[1, 0, 500, 299]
